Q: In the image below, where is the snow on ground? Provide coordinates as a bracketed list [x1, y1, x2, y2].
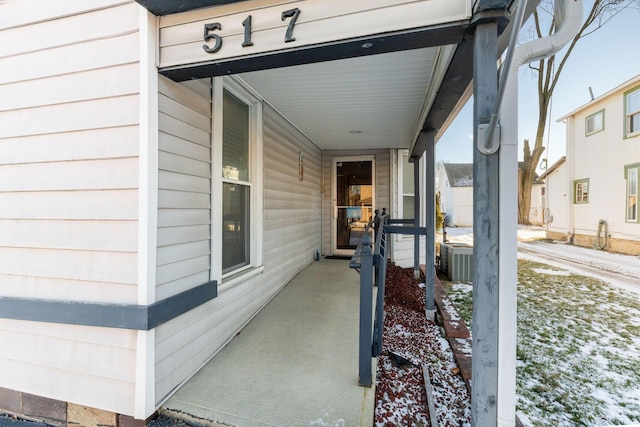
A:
[440, 226, 640, 426]
[376, 264, 471, 426]
[438, 226, 640, 295]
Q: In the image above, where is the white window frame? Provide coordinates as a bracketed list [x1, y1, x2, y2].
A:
[211, 76, 264, 289]
[585, 109, 604, 136]
[625, 86, 640, 138]
[398, 149, 420, 240]
[626, 164, 639, 223]
[399, 150, 415, 221]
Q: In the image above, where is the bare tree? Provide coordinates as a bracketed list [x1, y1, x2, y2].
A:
[518, 0, 640, 224]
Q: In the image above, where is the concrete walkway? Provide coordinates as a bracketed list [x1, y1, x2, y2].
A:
[161, 259, 376, 427]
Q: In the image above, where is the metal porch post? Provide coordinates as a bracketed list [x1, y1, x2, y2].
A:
[472, 21, 500, 426]
[413, 149, 421, 278]
[358, 235, 374, 387]
[424, 131, 436, 319]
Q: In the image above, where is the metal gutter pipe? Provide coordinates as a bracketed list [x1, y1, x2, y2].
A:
[498, 1, 583, 426]
[479, 0, 528, 155]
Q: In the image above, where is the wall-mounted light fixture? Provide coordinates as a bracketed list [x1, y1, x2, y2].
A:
[298, 150, 304, 181]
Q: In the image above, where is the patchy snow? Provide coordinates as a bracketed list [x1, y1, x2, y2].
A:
[532, 267, 571, 276]
[516, 259, 640, 426]
[451, 338, 472, 355]
[440, 225, 640, 295]
[309, 417, 346, 427]
[444, 255, 640, 426]
[376, 264, 471, 426]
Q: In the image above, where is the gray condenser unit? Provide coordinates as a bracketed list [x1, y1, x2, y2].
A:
[447, 244, 474, 282]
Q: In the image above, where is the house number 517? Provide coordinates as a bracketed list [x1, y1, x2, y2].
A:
[203, 8, 301, 54]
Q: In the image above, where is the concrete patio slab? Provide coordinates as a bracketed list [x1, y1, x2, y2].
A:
[161, 259, 376, 427]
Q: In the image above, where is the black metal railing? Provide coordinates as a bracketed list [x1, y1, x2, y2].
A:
[349, 208, 435, 387]
[349, 209, 388, 387]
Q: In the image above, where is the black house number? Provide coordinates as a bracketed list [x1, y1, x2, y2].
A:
[203, 8, 301, 54]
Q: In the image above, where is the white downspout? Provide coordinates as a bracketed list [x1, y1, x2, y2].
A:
[498, 1, 583, 426]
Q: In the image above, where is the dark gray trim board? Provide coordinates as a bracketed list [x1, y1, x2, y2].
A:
[0, 281, 217, 330]
[137, 0, 516, 17]
[383, 225, 428, 236]
[135, 0, 241, 16]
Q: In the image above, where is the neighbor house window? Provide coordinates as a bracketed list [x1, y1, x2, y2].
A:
[214, 78, 263, 280]
[626, 164, 639, 222]
[625, 86, 640, 137]
[585, 110, 604, 136]
[401, 153, 415, 220]
[574, 179, 589, 204]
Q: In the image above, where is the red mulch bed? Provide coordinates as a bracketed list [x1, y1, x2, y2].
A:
[374, 263, 471, 427]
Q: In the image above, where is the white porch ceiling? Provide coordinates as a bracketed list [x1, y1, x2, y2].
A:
[240, 46, 452, 151]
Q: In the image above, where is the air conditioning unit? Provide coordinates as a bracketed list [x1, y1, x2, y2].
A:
[439, 242, 470, 274]
[448, 245, 474, 282]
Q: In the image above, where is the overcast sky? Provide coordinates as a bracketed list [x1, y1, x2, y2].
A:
[435, 3, 640, 172]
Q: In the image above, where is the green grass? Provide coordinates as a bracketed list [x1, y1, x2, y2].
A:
[443, 259, 640, 426]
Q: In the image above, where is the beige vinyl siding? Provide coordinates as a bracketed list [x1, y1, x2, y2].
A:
[572, 98, 640, 240]
[576, 109, 616, 216]
[0, 0, 140, 417]
[156, 76, 212, 301]
[263, 104, 322, 273]
[0, 319, 137, 414]
[321, 149, 391, 254]
[157, 0, 470, 69]
[0, 1, 140, 302]
[155, 101, 322, 405]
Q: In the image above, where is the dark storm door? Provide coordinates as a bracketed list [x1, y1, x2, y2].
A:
[333, 156, 375, 255]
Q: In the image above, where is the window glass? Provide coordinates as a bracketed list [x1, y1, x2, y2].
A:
[574, 180, 589, 204]
[402, 155, 414, 194]
[222, 183, 249, 272]
[630, 113, 640, 135]
[626, 88, 640, 136]
[221, 87, 253, 274]
[403, 196, 415, 219]
[402, 154, 414, 219]
[586, 110, 603, 135]
[628, 89, 640, 113]
[223, 89, 249, 181]
[628, 168, 638, 222]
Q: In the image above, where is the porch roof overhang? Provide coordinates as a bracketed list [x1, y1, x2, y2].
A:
[135, 0, 516, 17]
[136, 0, 522, 156]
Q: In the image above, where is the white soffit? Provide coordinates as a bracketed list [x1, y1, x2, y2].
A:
[240, 46, 444, 150]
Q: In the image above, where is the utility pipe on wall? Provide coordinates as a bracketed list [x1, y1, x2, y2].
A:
[498, 1, 583, 426]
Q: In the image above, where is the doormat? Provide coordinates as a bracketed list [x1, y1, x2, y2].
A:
[324, 255, 352, 260]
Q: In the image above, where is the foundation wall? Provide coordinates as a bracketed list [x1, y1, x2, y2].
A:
[547, 231, 640, 256]
[0, 387, 149, 427]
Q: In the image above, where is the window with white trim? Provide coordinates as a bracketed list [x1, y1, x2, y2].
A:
[585, 110, 604, 136]
[625, 86, 640, 138]
[626, 164, 638, 222]
[574, 179, 589, 204]
[401, 152, 415, 220]
[213, 78, 263, 280]
[222, 89, 251, 273]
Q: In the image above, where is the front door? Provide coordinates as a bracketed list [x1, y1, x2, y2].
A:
[333, 157, 375, 255]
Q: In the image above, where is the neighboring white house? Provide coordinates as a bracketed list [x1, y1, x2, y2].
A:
[539, 156, 567, 233]
[436, 163, 474, 227]
[1, 0, 513, 425]
[546, 74, 640, 255]
[436, 162, 544, 227]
